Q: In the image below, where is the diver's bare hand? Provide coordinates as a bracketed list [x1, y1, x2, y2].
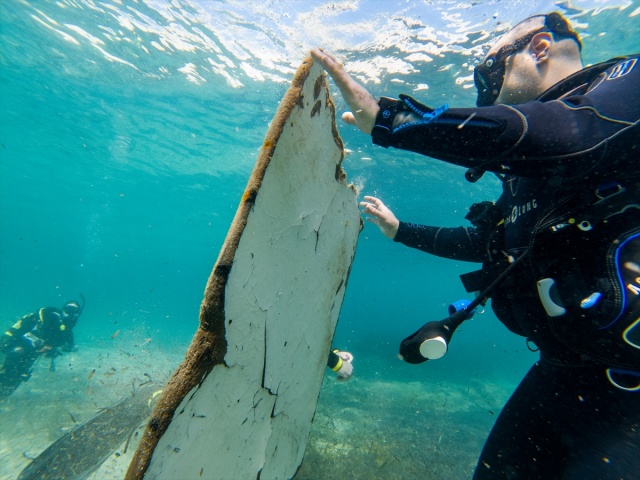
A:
[310, 48, 379, 134]
[360, 196, 399, 239]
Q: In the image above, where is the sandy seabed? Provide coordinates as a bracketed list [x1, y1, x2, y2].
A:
[0, 329, 513, 480]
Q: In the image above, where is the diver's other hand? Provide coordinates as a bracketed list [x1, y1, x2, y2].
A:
[360, 196, 400, 239]
[335, 351, 354, 381]
[310, 47, 379, 135]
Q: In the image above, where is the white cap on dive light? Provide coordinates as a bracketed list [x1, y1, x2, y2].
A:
[419, 336, 448, 360]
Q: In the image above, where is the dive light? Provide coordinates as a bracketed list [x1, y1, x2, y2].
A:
[399, 249, 530, 365]
[399, 302, 476, 364]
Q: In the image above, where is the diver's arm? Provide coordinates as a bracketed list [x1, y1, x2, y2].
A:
[361, 195, 495, 262]
[375, 55, 639, 177]
[394, 223, 488, 262]
[312, 48, 639, 177]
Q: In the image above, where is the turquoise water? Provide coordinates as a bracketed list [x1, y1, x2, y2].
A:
[1, 1, 638, 478]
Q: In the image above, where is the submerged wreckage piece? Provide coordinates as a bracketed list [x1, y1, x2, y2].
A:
[126, 57, 361, 480]
[18, 385, 159, 480]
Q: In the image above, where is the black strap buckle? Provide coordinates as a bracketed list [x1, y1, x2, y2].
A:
[371, 96, 407, 148]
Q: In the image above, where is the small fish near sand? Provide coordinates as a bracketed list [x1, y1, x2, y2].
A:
[17, 384, 161, 480]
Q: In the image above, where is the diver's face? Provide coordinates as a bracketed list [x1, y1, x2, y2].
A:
[493, 46, 541, 105]
[62, 312, 78, 329]
[474, 19, 546, 106]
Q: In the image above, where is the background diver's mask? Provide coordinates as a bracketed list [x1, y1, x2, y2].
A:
[62, 301, 80, 329]
[473, 12, 582, 107]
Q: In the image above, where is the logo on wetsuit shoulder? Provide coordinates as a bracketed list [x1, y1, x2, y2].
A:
[504, 199, 538, 225]
[607, 58, 637, 80]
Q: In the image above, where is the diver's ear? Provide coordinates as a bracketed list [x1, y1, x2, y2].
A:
[530, 32, 552, 63]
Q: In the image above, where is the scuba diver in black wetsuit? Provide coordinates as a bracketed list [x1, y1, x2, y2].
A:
[311, 11, 639, 480]
[0, 297, 84, 400]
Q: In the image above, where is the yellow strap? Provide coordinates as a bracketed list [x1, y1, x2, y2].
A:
[331, 357, 343, 372]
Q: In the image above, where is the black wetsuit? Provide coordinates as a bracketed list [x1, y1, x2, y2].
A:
[373, 54, 640, 479]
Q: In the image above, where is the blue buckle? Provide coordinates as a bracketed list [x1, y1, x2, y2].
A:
[393, 99, 448, 133]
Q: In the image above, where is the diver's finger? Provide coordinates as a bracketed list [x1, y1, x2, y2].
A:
[361, 203, 381, 217]
[341, 112, 356, 125]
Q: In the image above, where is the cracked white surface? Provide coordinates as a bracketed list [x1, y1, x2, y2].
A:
[145, 60, 360, 480]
